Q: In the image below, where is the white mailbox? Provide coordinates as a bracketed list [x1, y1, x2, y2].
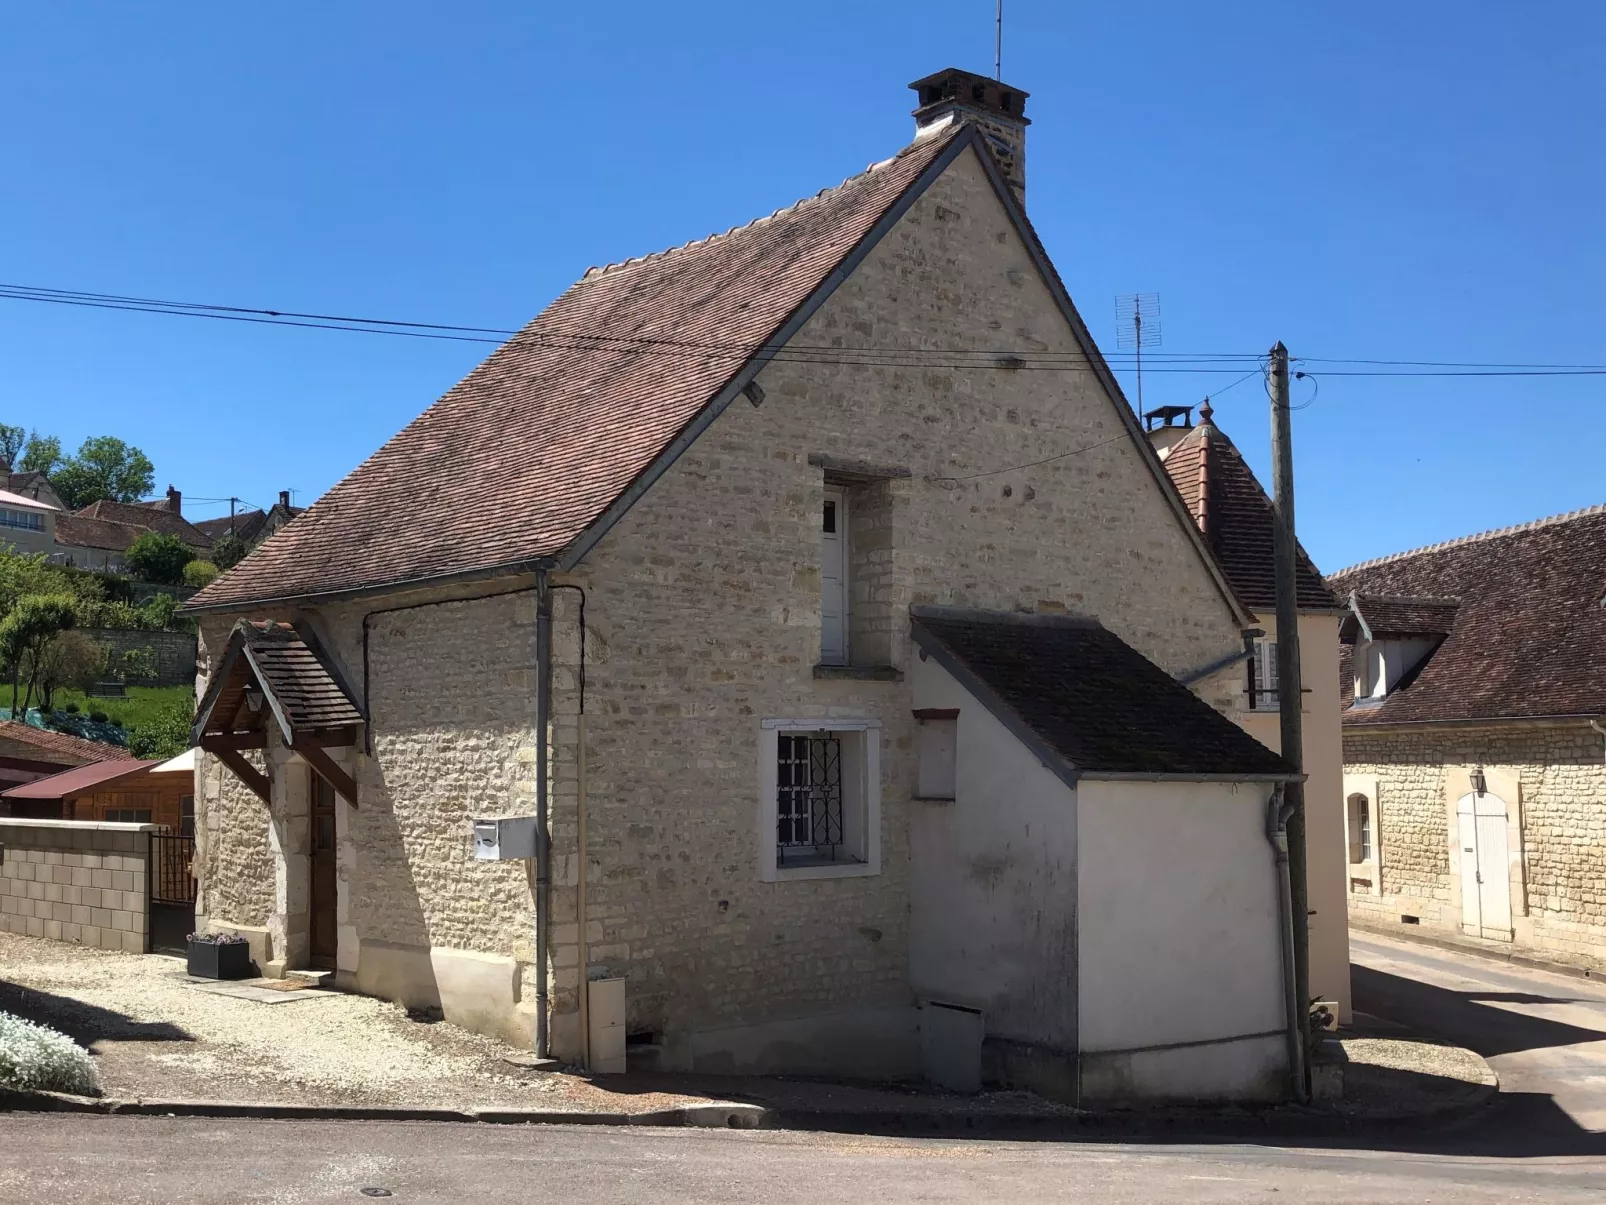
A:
[472, 815, 539, 861]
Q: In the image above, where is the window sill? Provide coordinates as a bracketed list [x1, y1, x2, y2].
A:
[770, 860, 879, 882]
[813, 664, 902, 682]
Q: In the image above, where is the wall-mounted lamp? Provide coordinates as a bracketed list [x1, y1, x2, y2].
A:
[244, 685, 264, 714]
[1469, 765, 1486, 796]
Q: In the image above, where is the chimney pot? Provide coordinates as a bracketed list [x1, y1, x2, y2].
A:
[909, 67, 1031, 204]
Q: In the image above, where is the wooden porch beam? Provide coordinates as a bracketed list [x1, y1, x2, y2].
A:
[294, 740, 358, 808]
[206, 744, 271, 804]
[199, 731, 267, 750]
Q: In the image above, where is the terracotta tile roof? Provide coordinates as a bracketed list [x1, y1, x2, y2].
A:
[0, 720, 136, 766]
[195, 620, 365, 741]
[1345, 594, 1460, 639]
[75, 500, 212, 549]
[1160, 419, 1338, 614]
[910, 607, 1293, 778]
[187, 128, 965, 611]
[192, 510, 269, 542]
[54, 514, 148, 553]
[1, 758, 158, 800]
[1332, 503, 1606, 725]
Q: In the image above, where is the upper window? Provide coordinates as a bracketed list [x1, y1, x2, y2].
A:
[1249, 637, 1279, 710]
[1346, 793, 1373, 864]
[820, 487, 847, 666]
[0, 508, 44, 532]
[759, 719, 881, 881]
[106, 808, 153, 824]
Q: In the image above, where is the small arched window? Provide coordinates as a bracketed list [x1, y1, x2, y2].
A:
[1346, 793, 1372, 864]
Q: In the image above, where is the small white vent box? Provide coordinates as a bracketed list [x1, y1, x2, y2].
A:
[472, 815, 538, 861]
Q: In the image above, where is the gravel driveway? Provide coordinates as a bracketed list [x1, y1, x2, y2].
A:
[0, 933, 694, 1112]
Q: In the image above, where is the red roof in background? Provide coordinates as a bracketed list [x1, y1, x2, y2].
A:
[0, 721, 136, 765]
[187, 127, 964, 611]
[76, 500, 212, 549]
[1, 758, 159, 800]
[1159, 417, 1338, 614]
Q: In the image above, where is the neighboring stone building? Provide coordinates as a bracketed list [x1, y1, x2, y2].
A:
[1332, 504, 1606, 972]
[1148, 403, 1352, 1021]
[181, 69, 1308, 1101]
[191, 491, 304, 548]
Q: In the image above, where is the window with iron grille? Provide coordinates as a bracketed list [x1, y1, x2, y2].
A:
[776, 732, 846, 864]
[760, 719, 881, 880]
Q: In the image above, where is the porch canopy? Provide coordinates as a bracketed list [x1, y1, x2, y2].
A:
[192, 620, 364, 805]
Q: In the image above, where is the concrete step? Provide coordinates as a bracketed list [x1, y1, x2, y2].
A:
[284, 969, 335, 989]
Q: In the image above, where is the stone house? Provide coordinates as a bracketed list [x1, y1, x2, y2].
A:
[181, 69, 1309, 1101]
[1332, 504, 1606, 972]
[1147, 403, 1353, 1020]
[192, 491, 304, 548]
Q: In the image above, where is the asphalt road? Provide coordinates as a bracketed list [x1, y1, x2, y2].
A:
[1, 933, 1602, 1202]
[1351, 931, 1606, 1154]
[1, 1113, 1603, 1205]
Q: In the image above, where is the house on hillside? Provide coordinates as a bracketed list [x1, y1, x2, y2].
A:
[1332, 505, 1606, 973]
[1, 470, 66, 512]
[75, 499, 212, 553]
[1147, 402, 1352, 1021]
[54, 495, 213, 571]
[191, 491, 304, 548]
[0, 489, 59, 558]
[180, 69, 1307, 1103]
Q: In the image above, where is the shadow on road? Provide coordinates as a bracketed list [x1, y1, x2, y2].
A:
[0, 979, 193, 1048]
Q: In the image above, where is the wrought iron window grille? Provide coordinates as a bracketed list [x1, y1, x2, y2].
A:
[777, 731, 846, 864]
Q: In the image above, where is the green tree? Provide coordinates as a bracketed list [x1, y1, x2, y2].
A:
[0, 425, 23, 468]
[124, 533, 193, 585]
[211, 534, 249, 571]
[30, 631, 108, 708]
[19, 433, 63, 476]
[0, 594, 78, 715]
[50, 436, 155, 509]
[182, 560, 219, 588]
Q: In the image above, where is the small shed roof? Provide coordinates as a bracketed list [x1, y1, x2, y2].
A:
[193, 620, 364, 747]
[1, 758, 159, 801]
[910, 606, 1295, 782]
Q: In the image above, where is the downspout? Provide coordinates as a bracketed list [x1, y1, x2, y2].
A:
[1265, 783, 1309, 1103]
[549, 584, 588, 1069]
[1590, 717, 1606, 769]
[533, 565, 553, 1059]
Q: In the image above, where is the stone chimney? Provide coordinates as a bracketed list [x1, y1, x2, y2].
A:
[163, 484, 181, 515]
[278, 490, 291, 511]
[909, 67, 1030, 203]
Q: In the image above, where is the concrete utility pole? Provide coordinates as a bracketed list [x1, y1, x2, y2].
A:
[1268, 341, 1311, 1088]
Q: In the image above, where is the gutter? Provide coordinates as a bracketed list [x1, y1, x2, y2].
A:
[1265, 783, 1309, 1104]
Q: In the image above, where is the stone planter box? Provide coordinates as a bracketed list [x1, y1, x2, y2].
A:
[186, 938, 253, 980]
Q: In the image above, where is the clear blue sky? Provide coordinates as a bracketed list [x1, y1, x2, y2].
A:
[3, 3, 1601, 572]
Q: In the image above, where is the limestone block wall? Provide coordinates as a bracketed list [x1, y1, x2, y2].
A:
[0, 819, 154, 952]
[1344, 721, 1606, 971]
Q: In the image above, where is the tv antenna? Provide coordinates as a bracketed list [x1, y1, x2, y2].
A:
[995, 1, 1003, 79]
[1115, 292, 1162, 411]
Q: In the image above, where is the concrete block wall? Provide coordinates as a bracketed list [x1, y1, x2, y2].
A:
[0, 819, 155, 953]
[1344, 721, 1606, 972]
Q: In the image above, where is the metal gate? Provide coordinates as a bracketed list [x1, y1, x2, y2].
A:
[148, 833, 196, 955]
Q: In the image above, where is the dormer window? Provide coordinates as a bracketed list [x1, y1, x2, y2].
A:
[1344, 594, 1459, 705]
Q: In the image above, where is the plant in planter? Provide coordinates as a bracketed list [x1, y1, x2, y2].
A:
[186, 932, 254, 980]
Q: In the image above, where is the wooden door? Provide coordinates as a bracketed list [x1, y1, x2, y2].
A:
[1457, 790, 1511, 940]
[310, 773, 338, 968]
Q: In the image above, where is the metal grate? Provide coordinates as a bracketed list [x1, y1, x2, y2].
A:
[150, 834, 196, 906]
[777, 733, 844, 864]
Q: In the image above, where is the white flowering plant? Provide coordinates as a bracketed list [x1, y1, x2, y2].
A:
[0, 1010, 100, 1096]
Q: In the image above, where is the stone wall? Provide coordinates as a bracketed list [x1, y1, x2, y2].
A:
[1344, 720, 1606, 971]
[83, 628, 198, 688]
[0, 819, 154, 952]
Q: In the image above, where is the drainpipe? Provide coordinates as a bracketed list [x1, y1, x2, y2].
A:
[1590, 717, 1606, 769]
[533, 565, 553, 1059]
[1266, 783, 1309, 1103]
[549, 584, 588, 1069]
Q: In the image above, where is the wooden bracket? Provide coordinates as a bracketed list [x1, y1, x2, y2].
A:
[205, 743, 271, 804]
[295, 740, 358, 808]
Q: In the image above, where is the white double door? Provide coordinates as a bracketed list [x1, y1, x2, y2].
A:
[1457, 790, 1512, 940]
